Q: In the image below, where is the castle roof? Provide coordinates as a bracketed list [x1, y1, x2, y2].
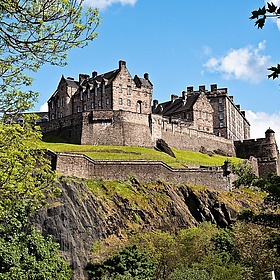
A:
[92, 69, 120, 85]
[153, 94, 199, 116]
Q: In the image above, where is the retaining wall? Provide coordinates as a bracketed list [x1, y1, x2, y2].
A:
[55, 152, 232, 190]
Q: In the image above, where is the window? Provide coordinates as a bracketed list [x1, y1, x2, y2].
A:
[80, 90, 83, 101]
[91, 102, 94, 109]
[60, 112, 63, 118]
[127, 86, 131, 95]
[102, 84, 105, 94]
[51, 114, 55, 120]
[219, 105, 224, 111]
[219, 97, 223, 104]
[127, 99, 131, 106]
[57, 98, 60, 108]
[77, 106, 80, 112]
[205, 112, 208, 120]
[95, 87, 98, 96]
[51, 100, 54, 109]
[199, 110, 202, 118]
[106, 98, 110, 105]
[119, 84, 122, 93]
[219, 122, 224, 128]
[98, 100, 101, 107]
[83, 104, 87, 111]
[61, 97, 65, 108]
[219, 113, 224, 120]
[87, 88, 90, 99]
[119, 98, 123, 105]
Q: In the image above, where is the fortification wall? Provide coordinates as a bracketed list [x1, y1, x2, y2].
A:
[41, 110, 236, 156]
[40, 113, 83, 144]
[234, 137, 277, 159]
[81, 110, 153, 147]
[160, 119, 235, 156]
[55, 152, 232, 190]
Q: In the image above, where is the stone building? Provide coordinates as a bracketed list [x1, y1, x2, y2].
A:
[152, 90, 214, 133]
[48, 60, 153, 120]
[205, 84, 250, 140]
[42, 60, 280, 178]
[152, 84, 250, 141]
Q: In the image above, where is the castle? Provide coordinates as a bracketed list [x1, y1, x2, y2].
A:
[41, 60, 280, 179]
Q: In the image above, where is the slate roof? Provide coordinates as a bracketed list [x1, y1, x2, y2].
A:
[64, 77, 79, 88]
[153, 93, 200, 116]
[92, 69, 120, 85]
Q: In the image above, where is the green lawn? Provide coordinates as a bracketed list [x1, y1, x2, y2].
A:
[39, 141, 242, 168]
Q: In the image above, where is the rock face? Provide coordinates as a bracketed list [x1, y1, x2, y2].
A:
[31, 177, 253, 280]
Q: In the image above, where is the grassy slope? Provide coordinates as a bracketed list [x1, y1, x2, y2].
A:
[39, 141, 242, 168]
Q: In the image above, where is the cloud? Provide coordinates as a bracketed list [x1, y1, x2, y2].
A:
[83, 0, 137, 9]
[39, 102, 48, 112]
[245, 110, 280, 145]
[203, 41, 272, 83]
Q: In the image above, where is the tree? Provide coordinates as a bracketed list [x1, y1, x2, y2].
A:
[87, 245, 156, 280]
[0, 203, 72, 279]
[250, 2, 280, 79]
[0, 0, 100, 115]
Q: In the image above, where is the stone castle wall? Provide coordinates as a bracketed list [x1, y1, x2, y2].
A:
[55, 152, 232, 190]
[41, 110, 236, 155]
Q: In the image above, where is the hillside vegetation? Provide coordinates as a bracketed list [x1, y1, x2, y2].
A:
[39, 141, 242, 168]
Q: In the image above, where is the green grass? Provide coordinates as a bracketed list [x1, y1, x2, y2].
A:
[39, 141, 242, 168]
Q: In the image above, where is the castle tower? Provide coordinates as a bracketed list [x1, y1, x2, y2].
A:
[265, 127, 278, 159]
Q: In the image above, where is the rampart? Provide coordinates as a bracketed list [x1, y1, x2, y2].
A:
[53, 152, 233, 190]
[234, 130, 280, 177]
[41, 110, 236, 156]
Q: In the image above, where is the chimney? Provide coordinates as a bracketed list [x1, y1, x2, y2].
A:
[187, 86, 193, 95]
[199, 85, 205, 92]
[119, 60, 126, 70]
[211, 84, 217, 92]
[144, 73, 149, 80]
[236, 104, 240, 110]
[229, 95, 234, 102]
[79, 74, 89, 84]
[153, 99, 159, 109]
[92, 71, 97, 79]
[171, 94, 178, 102]
[182, 91, 187, 100]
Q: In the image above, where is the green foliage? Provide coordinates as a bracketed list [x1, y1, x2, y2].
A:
[0, 204, 71, 279]
[0, 0, 100, 114]
[231, 162, 258, 188]
[254, 173, 280, 203]
[87, 245, 156, 280]
[233, 222, 280, 280]
[250, 2, 280, 79]
[0, 120, 57, 218]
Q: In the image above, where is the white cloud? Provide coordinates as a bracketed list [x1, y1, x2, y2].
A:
[246, 110, 280, 145]
[83, 0, 137, 9]
[39, 102, 48, 112]
[203, 41, 272, 83]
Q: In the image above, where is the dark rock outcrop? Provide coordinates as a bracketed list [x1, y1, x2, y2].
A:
[31, 177, 255, 280]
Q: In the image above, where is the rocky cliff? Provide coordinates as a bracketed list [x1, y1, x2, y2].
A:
[31, 177, 263, 280]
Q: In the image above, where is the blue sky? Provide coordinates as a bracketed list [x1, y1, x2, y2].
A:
[32, 0, 280, 143]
